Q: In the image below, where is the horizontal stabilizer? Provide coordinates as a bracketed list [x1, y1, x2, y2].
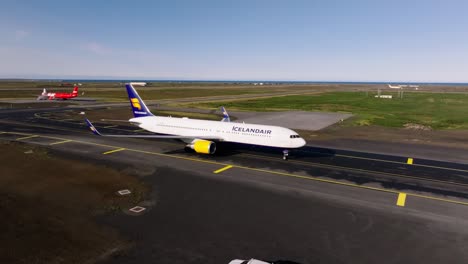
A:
[85, 118, 102, 136]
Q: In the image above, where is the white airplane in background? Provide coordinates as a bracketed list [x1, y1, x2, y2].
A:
[388, 84, 402, 89]
[85, 83, 306, 159]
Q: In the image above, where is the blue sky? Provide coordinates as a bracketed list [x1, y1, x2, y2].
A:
[1, 0, 468, 82]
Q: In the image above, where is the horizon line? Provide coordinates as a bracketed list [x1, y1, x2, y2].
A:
[1, 77, 468, 85]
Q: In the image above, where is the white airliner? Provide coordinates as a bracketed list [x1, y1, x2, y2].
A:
[85, 83, 306, 159]
[388, 84, 402, 89]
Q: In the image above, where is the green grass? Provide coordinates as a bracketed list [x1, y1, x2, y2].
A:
[88, 88, 269, 101]
[0, 80, 281, 101]
[194, 91, 468, 129]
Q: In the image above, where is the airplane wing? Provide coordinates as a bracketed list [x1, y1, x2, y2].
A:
[85, 119, 223, 140]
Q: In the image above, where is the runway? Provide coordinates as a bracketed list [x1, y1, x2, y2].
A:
[1, 105, 468, 263]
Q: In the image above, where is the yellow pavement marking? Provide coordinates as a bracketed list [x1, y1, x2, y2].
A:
[213, 165, 233, 174]
[397, 193, 407, 207]
[336, 153, 468, 173]
[49, 139, 72, 145]
[102, 148, 126, 155]
[240, 153, 468, 187]
[407, 158, 413, 165]
[16, 135, 39, 140]
[104, 125, 118, 128]
[21, 117, 468, 173]
[336, 153, 405, 165]
[3, 131, 468, 207]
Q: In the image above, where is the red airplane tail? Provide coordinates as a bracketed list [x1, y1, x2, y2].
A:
[72, 86, 79, 96]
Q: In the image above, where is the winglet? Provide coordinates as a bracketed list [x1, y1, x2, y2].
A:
[221, 106, 230, 122]
[85, 118, 102, 136]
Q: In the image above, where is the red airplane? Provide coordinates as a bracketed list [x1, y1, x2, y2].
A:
[37, 85, 79, 100]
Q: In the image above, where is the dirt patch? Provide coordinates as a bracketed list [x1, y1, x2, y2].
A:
[0, 141, 148, 264]
[403, 123, 432, 131]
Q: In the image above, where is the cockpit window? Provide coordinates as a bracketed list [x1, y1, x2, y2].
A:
[290, 135, 300, 138]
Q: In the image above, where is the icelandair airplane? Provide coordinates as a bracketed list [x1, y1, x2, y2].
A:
[85, 83, 306, 159]
[37, 85, 79, 100]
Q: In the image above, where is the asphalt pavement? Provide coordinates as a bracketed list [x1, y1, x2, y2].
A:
[1, 106, 468, 264]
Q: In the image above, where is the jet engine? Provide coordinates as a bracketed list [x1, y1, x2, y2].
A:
[188, 140, 216, 154]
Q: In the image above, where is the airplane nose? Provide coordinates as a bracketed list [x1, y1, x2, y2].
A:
[299, 138, 306, 147]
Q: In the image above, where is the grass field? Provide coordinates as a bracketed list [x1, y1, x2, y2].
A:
[0, 87, 271, 101]
[88, 88, 269, 101]
[0, 81, 280, 101]
[194, 91, 468, 129]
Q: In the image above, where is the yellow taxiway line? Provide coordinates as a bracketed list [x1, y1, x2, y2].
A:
[213, 165, 233, 174]
[2, 131, 468, 207]
[14, 116, 468, 174]
[336, 153, 468, 173]
[49, 139, 72, 145]
[239, 153, 468, 187]
[102, 148, 126, 155]
[16, 135, 39, 141]
[396, 193, 407, 207]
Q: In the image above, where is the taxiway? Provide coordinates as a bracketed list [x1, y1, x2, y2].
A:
[1, 105, 468, 264]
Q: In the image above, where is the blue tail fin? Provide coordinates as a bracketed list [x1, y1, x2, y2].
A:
[125, 83, 154, 117]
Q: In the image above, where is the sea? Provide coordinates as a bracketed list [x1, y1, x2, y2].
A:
[1, 78, 468, 86]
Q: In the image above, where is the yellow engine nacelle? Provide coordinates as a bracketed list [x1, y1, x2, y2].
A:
[190, 140, 216, 154]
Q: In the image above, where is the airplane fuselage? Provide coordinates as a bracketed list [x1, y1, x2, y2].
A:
[37, 86, 79, 100]
[130, 116, 306, 149]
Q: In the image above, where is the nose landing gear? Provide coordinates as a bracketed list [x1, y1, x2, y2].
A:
[282, 150, 289, 160]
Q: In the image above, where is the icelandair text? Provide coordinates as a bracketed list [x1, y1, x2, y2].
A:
[232, 126, 272, 134]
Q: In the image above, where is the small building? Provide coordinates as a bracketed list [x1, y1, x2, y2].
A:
[375, 95, 393, 99]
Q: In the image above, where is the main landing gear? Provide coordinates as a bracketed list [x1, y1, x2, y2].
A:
[282, 150, 289, 160]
